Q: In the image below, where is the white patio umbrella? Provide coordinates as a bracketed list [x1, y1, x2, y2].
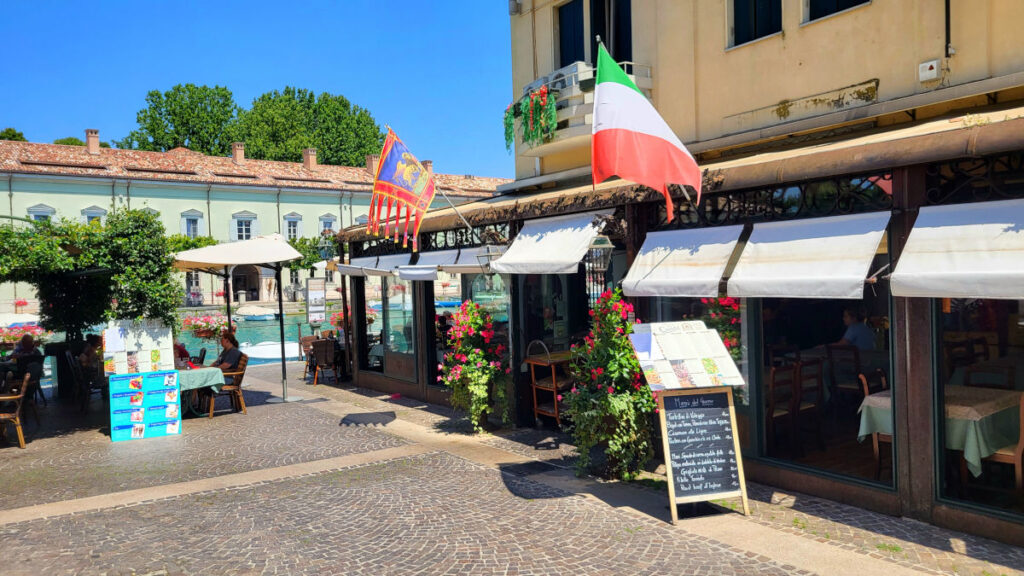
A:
[174, 233, 303, 402]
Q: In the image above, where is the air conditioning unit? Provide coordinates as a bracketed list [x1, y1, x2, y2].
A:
[509, 0, 521, 15]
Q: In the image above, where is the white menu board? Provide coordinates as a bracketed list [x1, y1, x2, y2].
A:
[628, 321, 744, 391]
[103, 320, 175, 375]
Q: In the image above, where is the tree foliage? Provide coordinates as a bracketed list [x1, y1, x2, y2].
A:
[0, 210, 181, 339]
[166, 233, 217, 255]
[227, 87, 384, 166]
[288, 237, 324, 272]
[53, 136, 111, 148]
[0, 127, 27, 141]
[115, 84, 239, 155]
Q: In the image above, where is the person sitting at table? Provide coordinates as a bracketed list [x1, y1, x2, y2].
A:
[836, 307, 875, 351]
[11, 334, 40, 359]
[78, 334, 104, 385]
[173, 338, 190, 361]
[11, 333, 45, 402]
[211, 333, 243, 385]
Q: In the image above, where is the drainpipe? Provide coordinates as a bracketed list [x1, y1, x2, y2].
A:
[125, 179, 132, 210]
[7, 174, 14, 302]
[205, 184, 212, 236]
[276, 187, 282, 234]
[945, 0, 955, 58]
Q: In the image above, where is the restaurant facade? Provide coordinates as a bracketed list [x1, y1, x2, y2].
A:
[338, 106, 1024, 545]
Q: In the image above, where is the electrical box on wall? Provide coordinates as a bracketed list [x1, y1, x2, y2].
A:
[919, 59, 941, 82]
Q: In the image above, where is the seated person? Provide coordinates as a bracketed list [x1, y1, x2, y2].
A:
[211, 334, 243, 385]
[12, 333, 44, 384]
[173, 338, 190, 360]
[837, 307, 875, 351]
[78, 334, 103, 382]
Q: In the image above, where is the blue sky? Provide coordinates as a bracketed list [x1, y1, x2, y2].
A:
[0, 1, 514, 178]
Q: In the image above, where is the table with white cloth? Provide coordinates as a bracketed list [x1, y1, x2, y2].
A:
[178, 367, 226, 417]
[858, 387, 1022, 477]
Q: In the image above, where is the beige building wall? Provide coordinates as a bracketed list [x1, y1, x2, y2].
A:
[510, 0, 1024, 179]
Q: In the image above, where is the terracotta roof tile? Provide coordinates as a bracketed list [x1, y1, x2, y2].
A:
[0, 141, 507, 198]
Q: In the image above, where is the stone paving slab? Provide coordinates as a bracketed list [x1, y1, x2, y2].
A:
[0, 452, 805, 576]
[0, 389, 407, 510]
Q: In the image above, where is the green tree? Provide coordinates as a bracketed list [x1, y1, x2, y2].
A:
[227, 87, 384, 166]
[116, 84, 238, 155]
[166, 234, 217, 254]
[288, 237, 324, 272]
[53, 136, 111, 148]
[0, 127, 27, 141]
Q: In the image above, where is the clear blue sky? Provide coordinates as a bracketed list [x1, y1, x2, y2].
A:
[0, 0, 514, 178]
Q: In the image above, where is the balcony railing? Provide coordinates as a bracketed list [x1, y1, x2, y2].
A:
[514, 60, 653, 157]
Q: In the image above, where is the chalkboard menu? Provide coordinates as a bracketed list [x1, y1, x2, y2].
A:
[658, 387, 749, 523]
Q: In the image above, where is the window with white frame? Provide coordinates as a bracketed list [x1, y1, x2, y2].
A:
[27, 204, 55, 222]
[81, 205, 107, 224]
[289, 269, 300, 285]
[320, 214, 337, 233]
[231, 210, 258, 241]
[284, 212, 302, 240]
[237, 219, 252, 240]
[180, 209, 204, 239]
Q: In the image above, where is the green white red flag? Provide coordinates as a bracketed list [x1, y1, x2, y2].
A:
[591, 44, 700, 221]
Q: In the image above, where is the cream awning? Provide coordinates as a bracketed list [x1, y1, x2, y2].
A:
[173, 233, 302, 271]
[397, 250, 460, 281]
[891, 199, 1024, 299]
[439, 245, 500, 275]
[356, 253, 411, 277]
[727, 212, 890, 299]
[489, 210, 611, 275]
[622, 225, 744, 297]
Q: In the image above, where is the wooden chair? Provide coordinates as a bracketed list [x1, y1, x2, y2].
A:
[859, 368, 891, 480]
[795, 359, 826, 453]
[961, 393, 1024, 495]
[311, 339, 336, 386]
[299, 336, 317, 379]
[766, 364, 798, 456]
[767, 345, 800, 367]
[0, 373, 31, 448]
[965, 365, 1015, 390]
[209, 353, 248, 418]
[190, 348, 207, 365]
[825, 344, 863, 406]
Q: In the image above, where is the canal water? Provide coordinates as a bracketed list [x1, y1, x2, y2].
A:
[178, 314, 312, 365]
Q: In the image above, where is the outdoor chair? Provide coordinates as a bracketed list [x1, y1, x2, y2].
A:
[795, 359, 826, 454]
[0, 372, 31, 448]
[209, 353, 248, 418]
[17, 355, 46, 408]
[859, 368, 891, 480]
[766, 364, 798, 456]
[965, 364, 1015, 390]
[67, 350, 105, 413]
[311, 339, 336, 386]
[299, 336, 317, 379]
[190, 348, 207, 365]
[825, 344, 863, 407]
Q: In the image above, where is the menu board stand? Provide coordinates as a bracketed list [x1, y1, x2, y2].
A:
[657, 386, 749, 523]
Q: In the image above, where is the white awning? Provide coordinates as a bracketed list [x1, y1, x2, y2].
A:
[727, 212, 890, 299]
[173, 233, 302, 271]
[397, 250, 460, 281]
[489, 210, 611, 274]
[336, 255, 409, 278]
[622, 225, 744, 297]
[891, 199, 1024, 299]
[440, 245, 502, 274]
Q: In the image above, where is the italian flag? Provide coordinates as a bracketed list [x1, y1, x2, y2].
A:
[592, 44, 700, 221]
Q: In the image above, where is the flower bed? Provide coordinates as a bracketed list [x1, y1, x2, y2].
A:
[0, 325, 53, 344]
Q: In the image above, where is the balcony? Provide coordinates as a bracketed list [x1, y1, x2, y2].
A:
[513, 60, 652, 158]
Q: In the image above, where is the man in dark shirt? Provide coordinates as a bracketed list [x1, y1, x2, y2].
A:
[212, 334, 243, 385]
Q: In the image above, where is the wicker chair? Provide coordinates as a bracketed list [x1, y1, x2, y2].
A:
[0, 373, 31, 448]
[209, 353, 249, 418]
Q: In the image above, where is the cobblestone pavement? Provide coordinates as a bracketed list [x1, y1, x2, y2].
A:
[1, 451, 802, 576]
[0, 385, 406, 510]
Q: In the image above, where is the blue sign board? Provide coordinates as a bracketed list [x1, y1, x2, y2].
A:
[108, 371, 181, 442]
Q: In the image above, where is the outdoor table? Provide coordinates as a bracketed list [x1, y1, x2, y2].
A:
[858, 387, 1022, 476]
[178, 367, 225, 417]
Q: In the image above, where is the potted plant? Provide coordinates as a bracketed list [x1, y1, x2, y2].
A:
[437, 300, 510, 432]
[182, 313, 236, 340]
[565, 289, 655, 481]
[13, 299, 27, 313]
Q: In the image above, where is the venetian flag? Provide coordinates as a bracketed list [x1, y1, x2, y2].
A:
[592, 44, 701, 221]
[367, 129, 437, 251]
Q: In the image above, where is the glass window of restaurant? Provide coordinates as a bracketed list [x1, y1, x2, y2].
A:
[358, 275, 416, 381]
[935, 298, 1024, 517]
[429, 271, 463, 387]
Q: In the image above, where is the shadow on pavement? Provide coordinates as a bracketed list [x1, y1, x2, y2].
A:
[340, 411, 397, 427]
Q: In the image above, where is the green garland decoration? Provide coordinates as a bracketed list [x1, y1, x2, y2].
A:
[505, 85, 558, 150]
[503, 103, 515, 153]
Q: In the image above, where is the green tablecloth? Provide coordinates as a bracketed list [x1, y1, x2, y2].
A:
[178, 368, 225, 394]
[858, 387, 1021, 477]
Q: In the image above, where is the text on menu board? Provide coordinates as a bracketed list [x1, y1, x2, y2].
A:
[662, 390, 744, 503]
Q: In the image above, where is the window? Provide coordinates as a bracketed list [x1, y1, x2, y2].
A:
[325, 269, 335, 283]
[27, 204, 55, 223]
[81, 205, 107, 225]
[180, 209, 204, 238]
[286, 220, 299, 240]
[355, 214, 369, 226]
[807, 0, 868, 21]
[289, 269, 300, 285]
[320, 213, 337, 234]
[936, 299, 1024, 519]
[184, 272, 203, 306]
[237, 219, 252, 240]
[732, 0, 782, 46]
[590, 0, 632, 64]
[359, 276, 416, 380]
[557, 0, 585, 68]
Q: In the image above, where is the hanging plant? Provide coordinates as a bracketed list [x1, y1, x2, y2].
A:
[506, 85, 558, 150]
[437, 300, 510, 432]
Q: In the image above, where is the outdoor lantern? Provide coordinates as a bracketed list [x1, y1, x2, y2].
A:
[317, 229, 337, 261]
[587, 235, 614, 273]
[475, 244, 506, 270]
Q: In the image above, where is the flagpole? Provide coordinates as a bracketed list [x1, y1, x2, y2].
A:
[436, 186, 481, 244]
